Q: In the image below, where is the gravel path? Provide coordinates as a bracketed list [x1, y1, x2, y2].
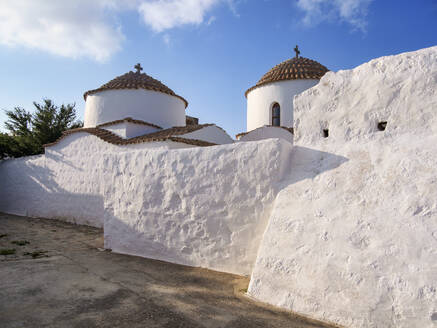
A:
[0, 213, 338, 328]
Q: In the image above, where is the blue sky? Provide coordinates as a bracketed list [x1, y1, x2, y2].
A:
[0, 0, 436, 137]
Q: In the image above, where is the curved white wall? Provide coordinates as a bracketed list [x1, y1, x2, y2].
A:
[246, 79, 319, 131]
[84, 89, 186, 129]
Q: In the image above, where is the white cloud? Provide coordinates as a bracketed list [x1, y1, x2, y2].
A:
[0, 0, 237, 61]
[296, 0, 373, 32]
[0, 0, 127, 62]
[138, 0, 222, 32]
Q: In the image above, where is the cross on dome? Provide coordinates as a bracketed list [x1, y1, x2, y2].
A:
[134, 63, 143, 74]
[294, 45, 300, 58]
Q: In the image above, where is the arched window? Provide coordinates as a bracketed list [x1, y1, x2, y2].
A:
[272, 103, 280, 126]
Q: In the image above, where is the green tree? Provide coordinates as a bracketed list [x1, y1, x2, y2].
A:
[2, 99, 83, 158]
[31, 99, 82, 152]
[0, 133, 17, 159]
[4, 107, 32, 137]
[0, 132, 33, 159]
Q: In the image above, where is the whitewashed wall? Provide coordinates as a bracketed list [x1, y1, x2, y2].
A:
[0, 135, 106, 227]
[246, 79, 319, 131]
[0, 133, 292, 277]
[103, 139, 293, 275]
[84, 89, 186, 129]
[248, 46, 437, 328]
[0, 133, 197, 227]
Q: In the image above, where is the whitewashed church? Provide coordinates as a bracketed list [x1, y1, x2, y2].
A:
[44, 46, 326, 151]
[1, 46, 436, 328]
[49, 62, 234, 150]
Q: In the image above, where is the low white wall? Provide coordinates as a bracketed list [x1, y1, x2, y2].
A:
[246, 79, 319, 131]
[0, 133, 196, 227]
[248, 46, 437, 328]
[0, 133, 293, 277]
[0, 146, 105, 228]
[240, 126, 293, 144]
[102, 139, 293, 275]
[84, 89, 186, 129]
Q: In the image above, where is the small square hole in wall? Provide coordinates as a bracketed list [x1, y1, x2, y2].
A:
[377, 121, 387, 131]
[323, 129, 329, 138]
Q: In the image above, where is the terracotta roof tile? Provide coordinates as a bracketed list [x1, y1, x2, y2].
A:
[127, 124, 215, 143]
[96, 117, 162, 130]
[44, 124, 216, 149]
[83, 71, 188, 108]
[245, 57, 328, 97]
[235, 125, 294, 139]
[141, 124, 211, 137]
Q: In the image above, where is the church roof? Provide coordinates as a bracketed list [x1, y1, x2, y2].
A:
[83, 65, 188, 108]
[44, 124, 216, 148]
[245, 56, 329, 97]
[235, 125, 294, 139]
[96, 117, 162, 130]
[132, 123, 214, 141]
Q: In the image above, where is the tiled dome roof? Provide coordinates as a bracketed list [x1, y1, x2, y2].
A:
[245, 56, 329, 97]
[84, 65, 188, 108]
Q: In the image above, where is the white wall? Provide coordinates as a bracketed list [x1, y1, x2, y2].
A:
[102, 122, 160, 139]
[293, 47, 437, 145]
[103, 139, 293, 275]
[246, 79, 319, 131]
[0, 133, 196, 227]
[0, 135, 106, 228]
[248, 46, 437, 328]
[84, 89, 186, 129]
[0, 133, 293, 277]
[239, 126, 293, 144]
[180, 125, 234, 144]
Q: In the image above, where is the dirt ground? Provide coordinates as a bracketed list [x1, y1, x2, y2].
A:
[0, 213, 338, 328]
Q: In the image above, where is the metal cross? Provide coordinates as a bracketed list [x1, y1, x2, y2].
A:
[294, 45, 300, 58]
[134, 63, 143, 73]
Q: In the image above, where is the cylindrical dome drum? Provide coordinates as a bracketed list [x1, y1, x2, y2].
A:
[83, 66, 188, 129]
[245, 53, 328, 131]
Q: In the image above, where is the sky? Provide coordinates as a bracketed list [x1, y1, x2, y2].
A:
[0, 0, 436, 137]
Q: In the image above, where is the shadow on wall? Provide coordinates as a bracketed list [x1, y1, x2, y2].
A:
[279, 146, 349, 188]
[45, 151, 84, 172]
[0, 157, 104, 226]
[3, 158, 63, 193]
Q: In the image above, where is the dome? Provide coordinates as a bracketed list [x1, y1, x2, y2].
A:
[83, 64, 187, 129]
[84, 64, 188, 108]
[245, 56, 329, 97]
